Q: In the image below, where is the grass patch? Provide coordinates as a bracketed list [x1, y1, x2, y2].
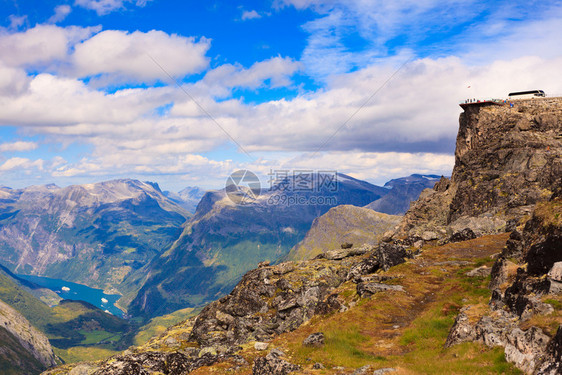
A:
[134, 307, 197, 346]
[545, 298, 562, 310]
[53, 346, 119, 364]
[289, 324, 386, 369]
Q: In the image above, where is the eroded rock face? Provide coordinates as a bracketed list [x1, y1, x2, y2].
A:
[0, 298, 57, 370]
[396, 98, 562, 240]
[491, 191, 562, 317]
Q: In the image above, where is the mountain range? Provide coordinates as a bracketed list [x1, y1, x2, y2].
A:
[0, 171, 433, 323]
[127, 173, 394, 318]
[42, 96, 562, 375]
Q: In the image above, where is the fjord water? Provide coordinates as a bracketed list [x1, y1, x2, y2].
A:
[16, 274, 124, 317]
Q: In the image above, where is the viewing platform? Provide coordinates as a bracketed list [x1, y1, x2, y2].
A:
[459, 98, 506, 110]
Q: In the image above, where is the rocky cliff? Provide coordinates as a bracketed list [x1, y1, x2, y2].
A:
[0, 298, 57, 374]
[396, 98, 562, 240]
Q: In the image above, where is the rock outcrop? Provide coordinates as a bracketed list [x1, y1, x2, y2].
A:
[252, 349, 300, 375]
[446, 187, 562, 374]
[396, 98, 562, 240]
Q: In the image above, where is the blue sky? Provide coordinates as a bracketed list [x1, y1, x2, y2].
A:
[1, 0, 562, 190]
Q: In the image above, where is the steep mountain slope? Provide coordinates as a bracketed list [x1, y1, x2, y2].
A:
[128, 174, 389, 318]
[0, 264, 62, 306]
[394, 98, 562, 241]
[0, 264, 134, 363]
[365, 174, 441, 215]
[0, 179, 190, 294]
[0, 298, 57, 375]
[286, 205, 401, 261]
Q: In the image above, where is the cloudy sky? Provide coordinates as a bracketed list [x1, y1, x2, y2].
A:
[1, 0, 562, 191]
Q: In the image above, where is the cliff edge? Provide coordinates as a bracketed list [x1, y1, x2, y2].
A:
[396, 97, 562, 240]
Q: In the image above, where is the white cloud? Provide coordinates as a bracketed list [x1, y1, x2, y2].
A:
[241, 10, 262, 21]
[0, 157, 44, 172]
[278, 0, 562, 81]
[191, 56, 301, 98]
[0, 63, 31, 96]
[0, 73, 172, 126]
[0, 25, 99, 68]
[8, 15, 27, 30]
[48, 5, 72, 24]
[0, 26, 210, 85]
[70, 30, 210, 84]
[0, 141, 38, 152]
[74, 0, 151, 15]
[1, 3, 562, 189]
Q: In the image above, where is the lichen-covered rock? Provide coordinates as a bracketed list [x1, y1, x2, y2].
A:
[449, 228, 477, 243]
[357, 282, 404, 298]
[302, 332, 324, 347]
[448, 189, 562, 374]
[492, 191, 562, 317]
[346, 242, 412, 282]
[89, 351, 211, 375]
[189, 257, 355, 350]
[466, 265, 491, 277]
[489, 258, 517, 290]
[536, 326, 562, 374]
[548, 262, 562, 282]
[252, 349, 300, 375]
[446, 308, 552, 374]
[351, 365, 372, 374]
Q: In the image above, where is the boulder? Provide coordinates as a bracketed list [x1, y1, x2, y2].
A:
[302, 332, 324, 347]
[548, 262, 562, 282]
[252, 350, 300, 375]
[373, 369, 397, 375]
[449, 228, 477, 243]
[357, 282, 404, 298]
[352, 365, 372, 374]
[254, 342, 269, 351]
[466, 266, 491, 277]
